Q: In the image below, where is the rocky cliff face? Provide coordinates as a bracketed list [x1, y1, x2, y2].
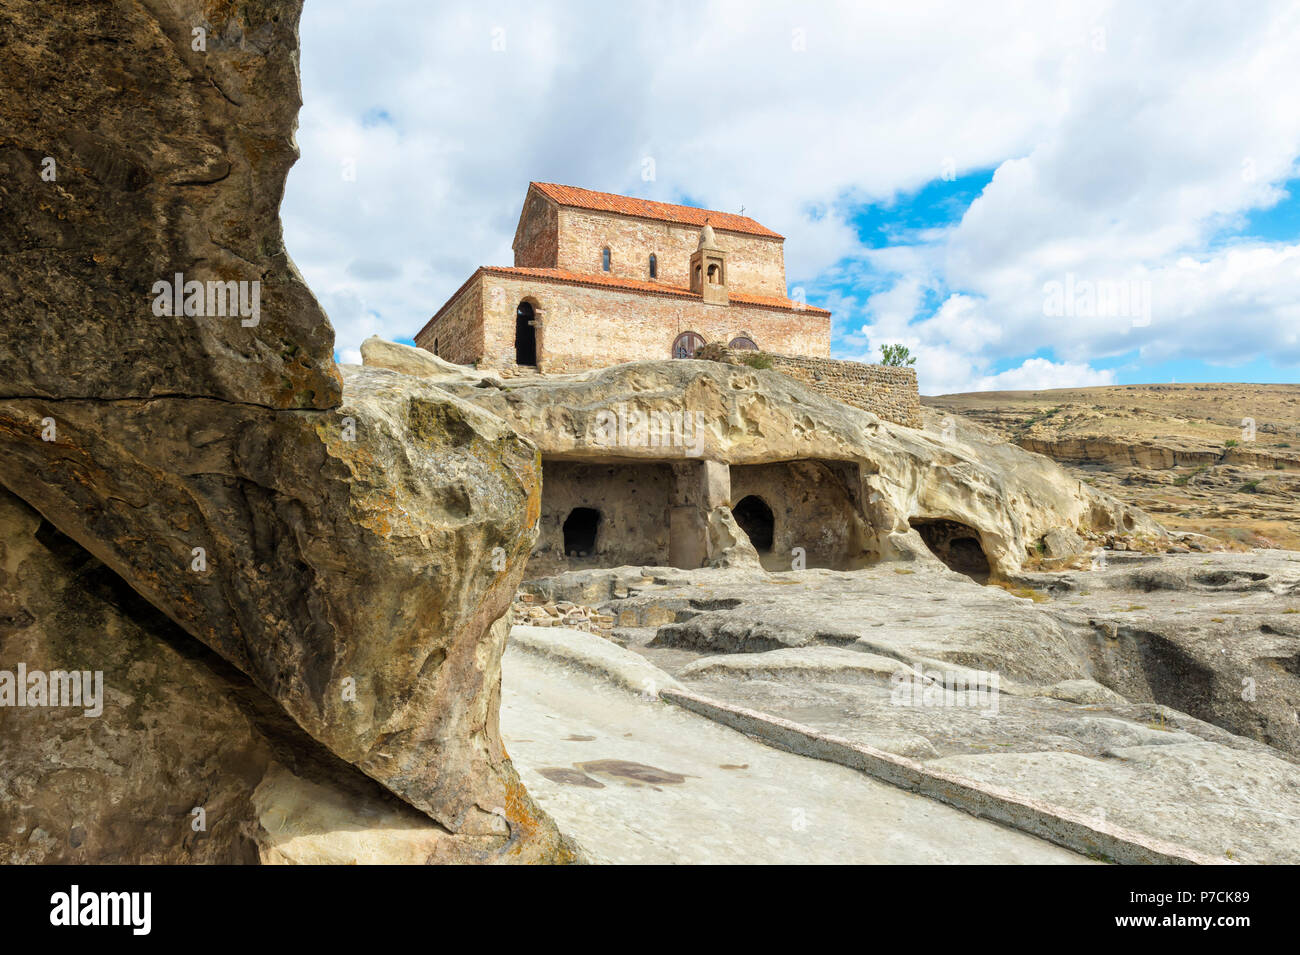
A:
[925, 384, 1300, 551]
[363, 340, 1161, 578]
[0, 0, 570, 863]
[0, 487, 495, 864]
[0, 0, 340, 407]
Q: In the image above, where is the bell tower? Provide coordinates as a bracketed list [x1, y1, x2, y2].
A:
[690, 221, 729, 306]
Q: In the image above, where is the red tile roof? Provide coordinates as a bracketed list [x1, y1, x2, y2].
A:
[416, 266, 828, 341]
[530, 182, 784, 239]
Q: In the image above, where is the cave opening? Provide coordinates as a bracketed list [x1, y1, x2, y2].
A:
[562, 507, 601, 557]
[911, 518, 991, 583]
[733, 495, 775, 552]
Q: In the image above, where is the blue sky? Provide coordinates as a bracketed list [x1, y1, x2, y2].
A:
[283, 0, 1300, 395]
[814, 168, 1300, 387]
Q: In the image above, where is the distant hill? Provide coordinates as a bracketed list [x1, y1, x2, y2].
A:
[924, 383, 1300, 550]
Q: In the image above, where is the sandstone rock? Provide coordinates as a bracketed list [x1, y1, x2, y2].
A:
[0, 367, 564, 850]
[929, 743, 1300, 864]
[509, 625, 684, 697]
[359, 336, 490, 385]
[679, 646, 912, 685]
[500, 624, 1086, 863]
[1040, 526, 1089, 560]
[1028, 549, 1300, 757]
[0, 488, 575, 863]
[0, 1, 570, 864]
[437, 357, 1160, 577]
[705, 505, 762, 569]
[1, 488, 269, 863]
[1035, 679, 1129, 706]
[525, 560, 1300, 861]
[251, 763, 557, 865]
[0, 0, 339, 408]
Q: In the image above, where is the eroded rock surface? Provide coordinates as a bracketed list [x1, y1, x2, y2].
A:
[0, 2, 569, 863]
[0, 366, 560, 846]
[517, 556, 1300, 863]
[429, 358, 1160, 577]
[0, 0, 340, 407]
[501, 626, 1090, 864]
[0, 488, 572, 863]
[1016, 549, 1300, 756]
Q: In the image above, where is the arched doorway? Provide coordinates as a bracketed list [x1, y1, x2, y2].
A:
[562, 507, 601, 557]
[672, 331, 706, 359]
[515, 301, 536, 366]
[733, 495, 775, 552]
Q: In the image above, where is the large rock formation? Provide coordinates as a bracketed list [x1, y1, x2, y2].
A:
[515, 560, 1300, 863]
[0, 370, 558, 843]
[0, 0, 339, 407]
[363, 341, 1160, 578]
[0, 1, 570, 862]
[0, 487, 503, 864]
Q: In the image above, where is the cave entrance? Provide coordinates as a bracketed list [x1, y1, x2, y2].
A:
[911, 518, 991, 583]
[562, 507, 601, 556]
[733, 495, 775, 552]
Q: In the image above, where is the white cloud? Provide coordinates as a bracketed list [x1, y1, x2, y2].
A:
[284, 0, 1300, 385]
[970, 358, 1117, 393]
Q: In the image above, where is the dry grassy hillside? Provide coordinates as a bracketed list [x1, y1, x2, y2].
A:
[924, 383, 1300, 550]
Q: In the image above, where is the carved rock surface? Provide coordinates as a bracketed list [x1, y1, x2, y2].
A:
[417, 357, 1163, 577]
[360, 335, 495, 386]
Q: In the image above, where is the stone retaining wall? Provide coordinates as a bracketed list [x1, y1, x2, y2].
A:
[698, 344, 922, 428]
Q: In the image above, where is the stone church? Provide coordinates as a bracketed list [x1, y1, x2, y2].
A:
[415, 182, 831, 374]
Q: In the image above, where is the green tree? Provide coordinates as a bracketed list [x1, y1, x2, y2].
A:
[880, 343, 916, 367]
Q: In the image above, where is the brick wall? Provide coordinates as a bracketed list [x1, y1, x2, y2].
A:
[698, 344, 922, 428]
[413, 273, 482, 364]
[478, 273, 830, 374]
[552, 208, 787, 298]
[512, 192, 558, 268]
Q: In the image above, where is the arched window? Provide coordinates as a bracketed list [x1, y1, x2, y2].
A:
[729, 336, 758, 350]
[601, 247, 611, 271]
[648, 253, 657, 279]
[672, 331, 706, 359]
[707, 263, 720, 284]
[433, 338, 439, 356]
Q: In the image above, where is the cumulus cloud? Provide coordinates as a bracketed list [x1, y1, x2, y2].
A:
[971, 358, 1117, 393]
[283, 0, 1300, 392]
